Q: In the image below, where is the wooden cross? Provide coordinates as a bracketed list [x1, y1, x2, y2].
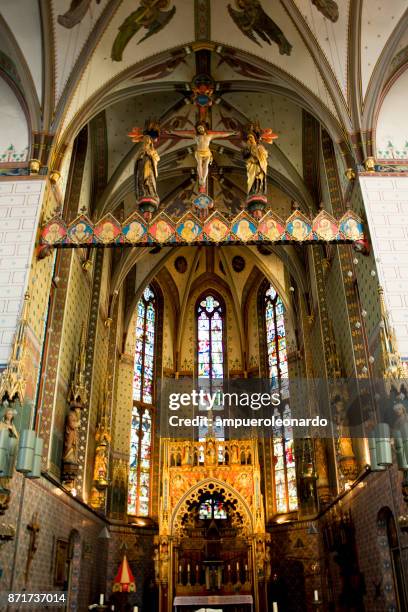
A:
[25, 512, 40, 584]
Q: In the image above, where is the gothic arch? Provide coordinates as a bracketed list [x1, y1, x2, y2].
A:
[171, 478, 254, 538]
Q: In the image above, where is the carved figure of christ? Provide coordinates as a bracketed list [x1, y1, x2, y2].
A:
[166, 125, 238, 191]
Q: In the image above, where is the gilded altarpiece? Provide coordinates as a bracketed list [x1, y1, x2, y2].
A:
[158, 437, 268, 611]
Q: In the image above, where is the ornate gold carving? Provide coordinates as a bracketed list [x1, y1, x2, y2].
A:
[90, 381, 111, 510]
[345, 168, 356, 181]
[29, 159, 41, 174]
[314, 439, 331, 505]
[0, 292, 30, 405]
[160, 438, 264, 538]
[378, 285, 404, 379]
[337, 437, 358, 482]
[49, 170, 61, 184]
[364, 157, 376, 172]
[70, 324, 88, 406]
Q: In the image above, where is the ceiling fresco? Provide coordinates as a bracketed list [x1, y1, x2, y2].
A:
[0, 1, 406, 141]
[0, 0, 407, 214]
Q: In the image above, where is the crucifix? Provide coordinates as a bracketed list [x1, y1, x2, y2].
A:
[164, 122, 238, 194]
[25, 512, 40, 584]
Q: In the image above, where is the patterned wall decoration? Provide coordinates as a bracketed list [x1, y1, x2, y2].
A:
[243, 272, 261, 375]
[321, 467, 408, 611]
[79, 249, 104, 495]
[85, 296, 110, 499]
[49, 252, 91, 476]
[321, 132, 371, 381]
[38, 250, 74, 472]
[0, 474, 107, 609]
[195, 0, 211, 40]
[38, 128, 89, 473]
[113, 355, 134, 457]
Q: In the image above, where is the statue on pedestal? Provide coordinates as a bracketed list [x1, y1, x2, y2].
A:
[62, 407, 80, 482]
[62, 326, 87, 486]
[134, 135, 160, 217]
[129, 121, 161, 220]
[0, 401, 19, 514]
[243, 123, 277, 218]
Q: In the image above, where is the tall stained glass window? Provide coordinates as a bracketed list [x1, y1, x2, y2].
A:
[265, 285, 298, 513]
[133, 286, 155, 403]
[128, 286, 155, 516]
[197, 295, 224, 439]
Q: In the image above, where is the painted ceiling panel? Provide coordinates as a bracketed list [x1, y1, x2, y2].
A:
[211, 0, 338, 118]
[105, 91, 182, 179]
[223, 92, 304, 177]
[53, 0, 109, 103]
[293, 0, 350, 97]
[361, 0, 407, 99]
[60, 0, 195, 137]
[0, 0, 43, 103]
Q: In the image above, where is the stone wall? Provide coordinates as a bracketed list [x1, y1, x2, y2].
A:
[0, 178, 45, 365]
[360, 174, 408, 361]
[0, 473, 107, 611]
[321, 466, 408, 611]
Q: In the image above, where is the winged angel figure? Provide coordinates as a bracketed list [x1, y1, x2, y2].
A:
[58, 0, 101, 29]
[111, 0, 176, 62]
[312, 0, 339, 22]
[228, 0, 292, 55]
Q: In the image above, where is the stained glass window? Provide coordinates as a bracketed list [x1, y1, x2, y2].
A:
[265, 285, 298, 513]
[128, 407, 152, 516]
[133, 286, 155, 403]
[199, 499, 227, 520]
[128, 285, 155, 516]
[197, 295, 224, 440]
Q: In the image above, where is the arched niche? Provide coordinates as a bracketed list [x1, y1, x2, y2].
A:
[0, 76, 29, 162]
[375, 68, 408, 160]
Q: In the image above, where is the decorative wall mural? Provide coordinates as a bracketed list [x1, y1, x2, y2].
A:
[0, 78, 29, 164]
[227, 1, 292, 55]
[40, 209, 366, 250]
[311, 0, 339, 22]
[0, 145, 28, 163]
[111, 0, 177, 61]
[58, 0, 101, 29]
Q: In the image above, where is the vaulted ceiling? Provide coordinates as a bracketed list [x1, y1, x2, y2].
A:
[1, 0, 407, 219]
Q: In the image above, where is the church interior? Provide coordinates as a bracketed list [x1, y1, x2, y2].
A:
[0, 1, 408, 610]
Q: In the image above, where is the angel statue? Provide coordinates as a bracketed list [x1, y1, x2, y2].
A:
[243, 124, 277, 217]
[129, 122, 161, 220]
[165, 121, 238, 193]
